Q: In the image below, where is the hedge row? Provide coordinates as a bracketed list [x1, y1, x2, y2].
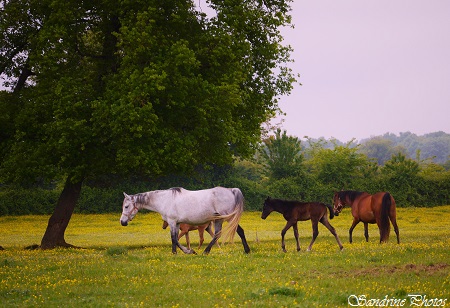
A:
[1, 174, 449, 216]
[0, 187, 124, 216]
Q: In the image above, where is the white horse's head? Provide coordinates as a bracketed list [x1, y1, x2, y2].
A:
[120, 192, 139, 226]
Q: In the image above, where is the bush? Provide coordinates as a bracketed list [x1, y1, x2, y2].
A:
[0, 188, 59, 215]
[77, 187, 124, 214]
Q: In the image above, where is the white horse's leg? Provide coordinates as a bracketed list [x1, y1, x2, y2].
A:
[203, 220, 222, 255]
[169, 222, 196, 255]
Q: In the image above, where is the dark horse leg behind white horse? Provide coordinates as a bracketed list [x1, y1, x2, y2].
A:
[170, 223, 196, 255]
[203, 222, 250, 255]
[237, 225, 250, 253]
[203, 220, 223, 255]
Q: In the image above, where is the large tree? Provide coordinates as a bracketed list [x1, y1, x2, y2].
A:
[0, 0, 296, 248]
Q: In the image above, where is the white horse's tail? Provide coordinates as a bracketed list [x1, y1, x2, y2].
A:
[213, 188, 244, 243]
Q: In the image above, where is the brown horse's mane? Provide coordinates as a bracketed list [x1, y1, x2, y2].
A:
[338, 190, 366, 203]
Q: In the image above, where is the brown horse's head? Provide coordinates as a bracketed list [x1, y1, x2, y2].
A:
[333, 192, 345, 216]
[261, 197, 274, 219]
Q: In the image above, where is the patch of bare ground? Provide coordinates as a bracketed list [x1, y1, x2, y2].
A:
[304, 263, 448, 279]
[349, 263, 448, 278]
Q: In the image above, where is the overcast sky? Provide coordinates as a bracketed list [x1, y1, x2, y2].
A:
[276, 0, 450, 142]
[2, 1, 449, 143]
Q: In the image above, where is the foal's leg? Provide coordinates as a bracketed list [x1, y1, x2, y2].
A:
[349, 218, 360, 243]
[320, 216, 344, 250]
[364, 223, 369, 242]
[292, 223, 301, 251]
[203, 220, 223, 255]
[307, 220, 319, 251]
[281, 221, 294, 253]
[185, 232, 191, 250]
[197, 228, 204, 249]
[237, 224, 250, 254]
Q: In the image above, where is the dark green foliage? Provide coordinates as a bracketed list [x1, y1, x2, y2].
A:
[1, 130, 450, 215]
[0, 0, 296, 226]
[1, 0, 296, 182]
[259, 129, 304, 179]
[0, 189, 59, 215]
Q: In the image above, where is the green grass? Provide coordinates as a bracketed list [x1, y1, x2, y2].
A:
[1, 206, 450, 307]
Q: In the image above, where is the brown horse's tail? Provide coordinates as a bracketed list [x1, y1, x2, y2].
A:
[380, 193, 391, 242]
[325, 204, 335, 220]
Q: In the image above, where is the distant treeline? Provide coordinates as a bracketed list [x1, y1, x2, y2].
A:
[307, 131, 450, 166]
[359, 131, 450, 165]
[1, 130, 449, 216]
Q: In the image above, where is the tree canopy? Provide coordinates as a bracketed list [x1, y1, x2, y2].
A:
[259, 128, 304, 179]
[0, 0, 296, 248]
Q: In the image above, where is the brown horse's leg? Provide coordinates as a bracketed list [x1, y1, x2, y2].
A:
[198, 228, 204, 249]
[307, 220, 319, 251]
[177, 228, 192, 250]
[292, 223, 300, 251]
[185, 232, 191, 250]
[281, 221, 294, 253]
[364, 223, 369, 242]
[320, 216, 344, 250]
[349, 218, 360, 243]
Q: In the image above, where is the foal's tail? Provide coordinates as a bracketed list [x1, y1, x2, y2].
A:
[325, 204, 335, 220]
[380, 193, 392, 242]
[213, 188, 244, 243]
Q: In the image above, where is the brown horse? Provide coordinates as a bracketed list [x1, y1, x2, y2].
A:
[162, 221, 215, 250]
[333, 191, 400, 244]
[261, 197, 343, 252]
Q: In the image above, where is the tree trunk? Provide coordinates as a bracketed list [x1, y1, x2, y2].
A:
[40, 177, 83, 249]
[13, 60, 34, 93]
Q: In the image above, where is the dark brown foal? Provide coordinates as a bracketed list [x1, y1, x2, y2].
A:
[261, 197, 343, 252]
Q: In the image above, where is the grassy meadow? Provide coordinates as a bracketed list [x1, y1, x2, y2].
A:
[1, 206, 449, 307]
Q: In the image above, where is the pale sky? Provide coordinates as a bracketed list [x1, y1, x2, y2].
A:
[276, 0, 450, 142]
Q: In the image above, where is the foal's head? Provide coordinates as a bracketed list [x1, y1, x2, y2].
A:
[261, 197, 274, 219]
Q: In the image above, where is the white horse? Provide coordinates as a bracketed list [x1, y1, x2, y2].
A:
[120, 187, 250, 255]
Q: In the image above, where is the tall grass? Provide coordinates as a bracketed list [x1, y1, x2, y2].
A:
[1, 206, 449, 307]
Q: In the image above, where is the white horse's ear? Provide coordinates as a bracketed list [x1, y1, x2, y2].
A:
[123, 192, 130, 199]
